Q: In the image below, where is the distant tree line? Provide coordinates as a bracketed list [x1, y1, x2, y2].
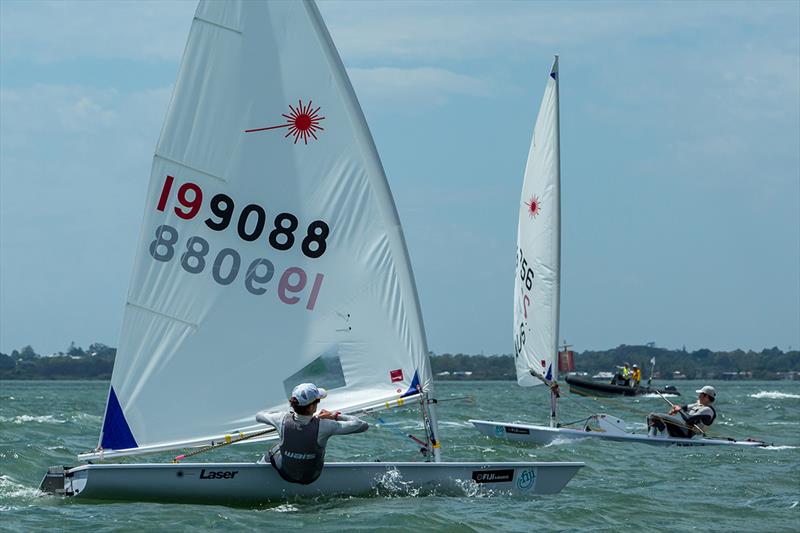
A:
[431, 353, 517, 381]
[1, 342, 798, 380]
[0, 343, 116, 379]
[432, 345, 799, 381]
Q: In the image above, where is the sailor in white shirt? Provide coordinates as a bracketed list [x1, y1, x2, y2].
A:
[647, 385, 717, 438]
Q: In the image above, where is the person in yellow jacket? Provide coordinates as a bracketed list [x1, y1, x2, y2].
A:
[615, 362, 631, 386]
[632, 364, 642, 388]
[622, 363, 630, 380]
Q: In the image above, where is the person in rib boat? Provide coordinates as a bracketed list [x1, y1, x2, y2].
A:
[631, 364, 642, 388]
[613, 362, 632, 386]
[646, 385, 717, 438]
[256, 383, 369, 484]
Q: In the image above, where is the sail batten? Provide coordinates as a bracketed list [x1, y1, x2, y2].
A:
[514, 57, 561, 388]
[152, 154, 229, 183]
[125, 302, 199, 328]
[98, 0, 436, 457]
[194, 17, 243, 34]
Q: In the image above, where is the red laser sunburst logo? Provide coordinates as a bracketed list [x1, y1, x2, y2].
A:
[524, 195, 541, 218]
[245, 99, 326, 144]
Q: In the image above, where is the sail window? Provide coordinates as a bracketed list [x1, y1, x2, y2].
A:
[283, 348, 346, 396]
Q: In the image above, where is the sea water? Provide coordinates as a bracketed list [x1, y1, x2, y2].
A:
[1, 380, 798, 532]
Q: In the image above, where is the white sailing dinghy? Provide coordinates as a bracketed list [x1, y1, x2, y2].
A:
[40, 1, 583, 503]
[469, 58, 766, 449]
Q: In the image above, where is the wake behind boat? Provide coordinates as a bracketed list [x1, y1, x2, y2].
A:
[468, 57, 767, 450]
[40, 0, 582, 502]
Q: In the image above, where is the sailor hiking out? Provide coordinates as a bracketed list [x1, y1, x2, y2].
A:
[256, 383, 369, 484]
[647, 385, 717, 438]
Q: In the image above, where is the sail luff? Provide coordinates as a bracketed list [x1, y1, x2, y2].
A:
[514, 56, 561, 389]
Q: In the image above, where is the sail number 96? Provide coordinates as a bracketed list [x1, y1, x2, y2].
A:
[516, 247, 534, 291]
[157, 175, 329, 259]
[149, 224, 324, 310]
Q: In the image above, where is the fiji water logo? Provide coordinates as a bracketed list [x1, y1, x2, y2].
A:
[516, 468, 535, 491]
[245, 100, 326, 144]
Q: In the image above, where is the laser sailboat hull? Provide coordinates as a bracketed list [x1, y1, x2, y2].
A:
[40, 461, 584, 503]
[470, 419, 767, 448]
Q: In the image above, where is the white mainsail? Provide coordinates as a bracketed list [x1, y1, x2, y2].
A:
[514, 57, 560, 388]
[97, 0, 436, 458]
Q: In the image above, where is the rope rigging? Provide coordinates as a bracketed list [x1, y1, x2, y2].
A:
[543, 377, 713, 437]
[170, 394, 472, 463]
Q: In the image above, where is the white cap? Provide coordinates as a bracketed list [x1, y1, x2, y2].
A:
[291, 383, 328, 406]
[696, 385, 716, 399]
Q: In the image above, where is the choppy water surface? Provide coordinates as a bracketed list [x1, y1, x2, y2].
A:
[1, 380, 798, 532]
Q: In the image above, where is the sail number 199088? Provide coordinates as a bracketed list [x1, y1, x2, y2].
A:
[148, 175, 328, 310]
[156, 175, 330, 259]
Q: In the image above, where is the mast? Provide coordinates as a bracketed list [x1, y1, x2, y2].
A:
[428, 402, 442, 462]
[551, 54, 561, 429]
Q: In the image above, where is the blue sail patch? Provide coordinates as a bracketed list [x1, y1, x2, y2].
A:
[402, 370, 421, 398]
[100, 386, 138, 450]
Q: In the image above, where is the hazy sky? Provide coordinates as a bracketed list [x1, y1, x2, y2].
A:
[1, 1, 798, 356]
